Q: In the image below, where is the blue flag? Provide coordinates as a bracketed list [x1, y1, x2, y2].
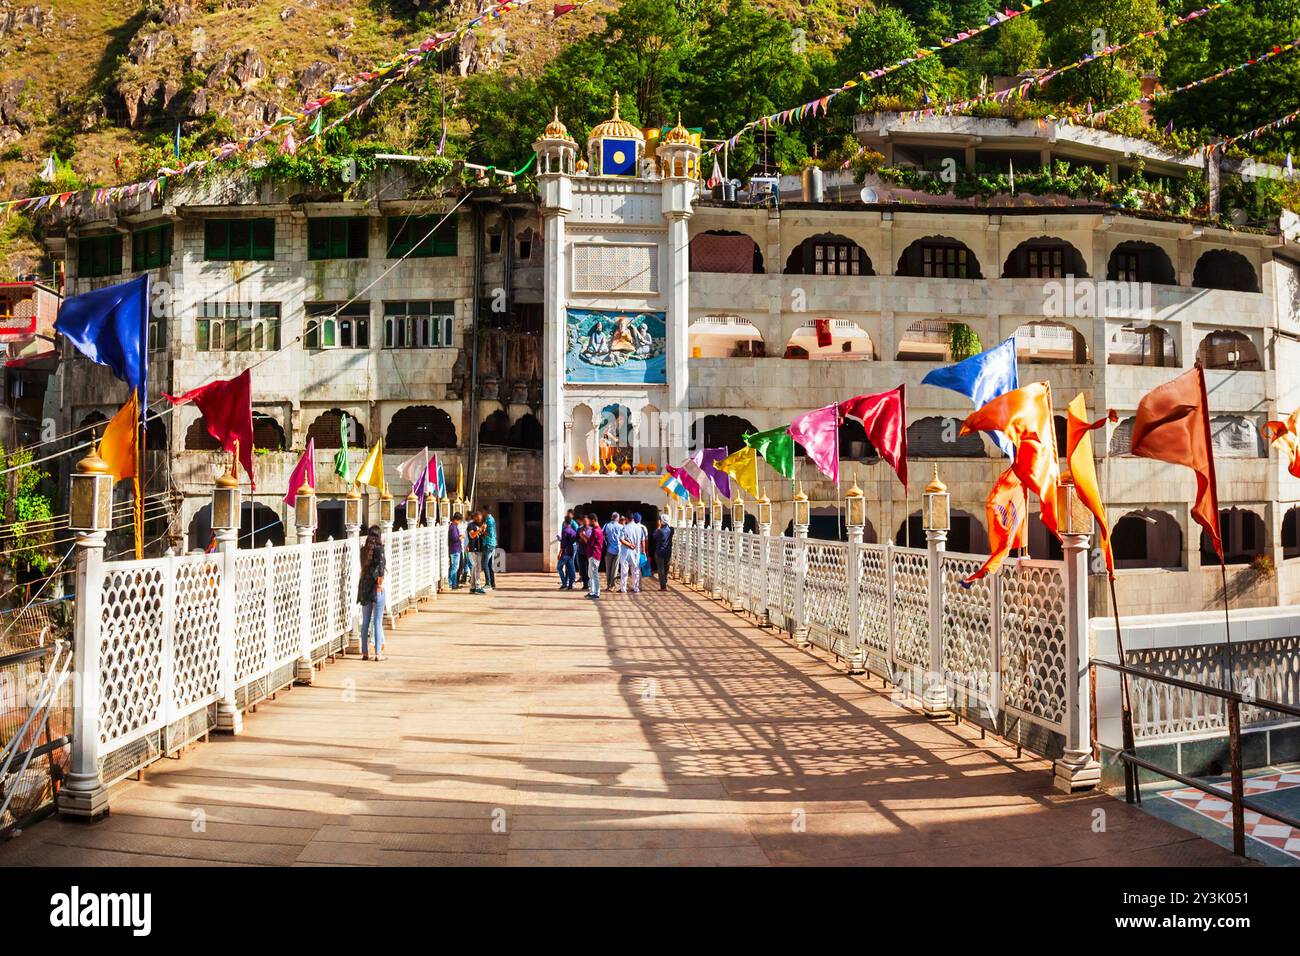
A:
[55, 274, 150, 415]
[921, 336, 1019, 457]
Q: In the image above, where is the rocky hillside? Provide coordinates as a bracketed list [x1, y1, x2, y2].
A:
[0, 0, 611, 198]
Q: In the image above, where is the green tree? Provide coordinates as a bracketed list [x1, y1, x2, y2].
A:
[986, 13, 1045, 76]
[1037, 0, 1164, 106]
[836, 8, 947, 97]
[0, 446, 54, 578]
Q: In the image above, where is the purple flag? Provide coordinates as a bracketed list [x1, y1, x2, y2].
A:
[283, 438, 317, 505]
[698, 447, 732, 499]
[788, 404, 840, 483]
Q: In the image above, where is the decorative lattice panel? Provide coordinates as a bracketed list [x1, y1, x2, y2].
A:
[309, 545, 332, 648]
[572, 243, 658, 293]
[1000, 561, 1068, 730]
[766, 538, 789, 623]
[805, 542, 850, 654]
[859, 546, 890, 660]
[169, 557, 223, 713]
[892, 548, 930, 670]
[333, 543, 354, 636]
[940, 553, 996, 709]
[233, 551, 268, 682]
[270, 549, 303, 667]
[99, 563, 166, 748]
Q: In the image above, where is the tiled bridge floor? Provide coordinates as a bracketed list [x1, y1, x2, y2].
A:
[0, 574, 1247, 866]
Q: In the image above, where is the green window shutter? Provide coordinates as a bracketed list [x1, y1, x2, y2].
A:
[433, 214, 457, 256]
[308, 219, 330, 260]
[109, 236, 123, 275]
[77, 240, 92, 277]
[347, 218, 368, 258]
[204, 220, 227, 260]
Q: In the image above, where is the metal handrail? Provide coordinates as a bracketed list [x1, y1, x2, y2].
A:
[1090, 657, 1300, 857]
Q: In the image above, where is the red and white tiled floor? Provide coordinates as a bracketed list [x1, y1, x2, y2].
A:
[1162, 771, 1300, 860]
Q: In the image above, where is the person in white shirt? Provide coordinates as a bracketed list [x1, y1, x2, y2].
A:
[617, 512, 648, 593]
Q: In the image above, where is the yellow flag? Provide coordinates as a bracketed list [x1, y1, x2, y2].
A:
[457, 461, 464, 500]
[1066, 393, 1112, 579]
[97, 394, 137, 483]
[354, 439, 386, 495]
[718, 446, 759, 499]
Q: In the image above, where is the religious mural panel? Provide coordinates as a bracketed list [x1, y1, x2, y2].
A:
[565, 308, 666, 384]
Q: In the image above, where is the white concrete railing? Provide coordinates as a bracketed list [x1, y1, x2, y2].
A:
[56, 522, 448, 818]
[670, 522, 1096, 790]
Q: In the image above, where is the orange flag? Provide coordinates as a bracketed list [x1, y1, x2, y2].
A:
[961, 381, 1061, 539]
[964, 466, 1029, 584]
[96, 393, 143, 558]
[1066, 394, 1114, 579]
[1263, 410, 1300, 479]
[1130, 366, 1221, 561]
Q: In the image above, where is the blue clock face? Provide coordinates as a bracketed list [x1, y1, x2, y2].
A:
[601, 138, 638, 176]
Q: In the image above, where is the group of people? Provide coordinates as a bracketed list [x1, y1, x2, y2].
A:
[447, 510, 498, 595]
[556, 510, 674, 600]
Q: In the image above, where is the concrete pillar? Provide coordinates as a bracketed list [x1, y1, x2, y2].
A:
[214, 527, 243, 734]
[923, 528, 949, 719]
[345, 516, 362, 654]
[663, 174, 696, 464]
[1055, 531, 1102, 792]
[58, 530, 110, 820]
[539, 173, 572, 573]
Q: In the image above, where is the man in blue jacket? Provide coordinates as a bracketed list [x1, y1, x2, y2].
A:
[483, 511, 498, 591]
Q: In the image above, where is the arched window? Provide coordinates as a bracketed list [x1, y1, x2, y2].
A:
[1002, 237, 1089, 279]
[701, 414, 756, 453]
[509, 414, 542, 451]
[839, 417, 879, 462]
[1112, 510, 1184, 569]
[184, 416, 223, 451]
[145, 417, 167, 452]
[1193, 249, 1259, 293]
[252, 413, 286, 451]
[895, 320, 981, 362]
[688, 315, 765, 358]
[1283, 506, 1300, 560]
[78, 412, 108, 434]
[906, 416, 986, 458]
[896, 236, 982, 279]
[595, 403, 634, 470]
[1109, 417, 1135, 457]
[691, 230, 764, 273]
[784, 234, 873, 276]
[1196, 330, 1261, 371]
[785, 320, 873, 360]
[306, 409, 366, 449]
[1202, 507, 1266, 566]
[479, 410, 511, 447]
[1108, 323, 1177, 367]
[1210, 415, 1264, 458]
[896, 509, 989, 553]
[1107, 241, 1175, 285]
[1014, 320, 1088, 364]
[386, 405, 458, 449]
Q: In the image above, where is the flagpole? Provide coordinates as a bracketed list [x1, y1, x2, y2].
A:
[1196, 361, 1235, 687]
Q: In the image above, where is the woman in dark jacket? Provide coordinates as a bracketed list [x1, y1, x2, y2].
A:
[358, 526, 387, 661]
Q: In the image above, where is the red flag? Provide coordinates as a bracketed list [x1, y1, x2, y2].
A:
[964, 466, 1028, 584]
[1129, 366, 1220, 561]
[840, 385, 908, 488]
[165, 368, 256, 489]
[283, 437, 316, 505]
[961, 382, 1061, 538]
[1263, 410, 1300, 479]
[815, 318, 832, 349]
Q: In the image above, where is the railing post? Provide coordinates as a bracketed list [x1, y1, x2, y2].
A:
[923, 528, 949, 719]
[295, 536, 315, 685]
[758, 521, 771, 626]
[710, 521, 723, 599]
[991, 571, 1004, 727]
[1054, 531, 1101, 792]
[214, 528, 243, 734]
[58, 529, 110, 820]
[844, 526, 865, 675]
[886, 539, 897, 681]
[381, 517, 395, 627]
[731, 529, 742, 608]
[792, 522, 811, 648]
[345, 517, 361, 655]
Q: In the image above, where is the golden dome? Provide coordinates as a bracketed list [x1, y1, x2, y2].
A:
[663, 113, 693, 146]
[575, 155, 589, 172]
[542, 107, 574, 143]
[589, 92, 645, 143]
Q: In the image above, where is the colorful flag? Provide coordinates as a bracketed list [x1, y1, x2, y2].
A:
[961, 381, 1060, 537]
[55, 274, 151, 411]
[98, 394, 143, 558]
[660, 470, 689, 501]
[457, 460, 464, 501]
[666, 464, 700, 500]
[963, 466, 1028, 584]
[744, 426, 795, 480]
[921, 336, 1018, 457]
[697, 447, 733, 499]
[431, 452, 446, 497]
[840, 385, 908, 489]
[788, 404, 840, 484]
[1066, 394, 1113, 579]
[165, 368, 255, 489]
[38, 154, 56, 182]
[814, 318, 833, 349]
[1129, 367, 1221, 561]
[717, 446, 759, 499]
[398, 447, 430, 492]
[333, 413, 350, 482]
[283, 438, 317, 506]
[682, 453, 715, 498]
[1263, 410, 1300, 478]
[355, 439, 386, 496]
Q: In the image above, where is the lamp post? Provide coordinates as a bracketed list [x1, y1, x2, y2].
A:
[295, 484, 317, 545]
[425, 491, 437, 526]
[792, 482, 810, 537]
[731, 494, 745, 531]
[845, 474, 866, 544]
[59, 449, 114, 819]
[406, 489, 419, 530]
[757, 493, 772, 534]
[757, 492, 772, 626]
[344, 485, 363, 534]
[791, 482, 810, 647]
[345, 485, 363, 655]
[922, 463, 950, 719]
[379, 490, 395, 532]
[1054, 471, 1102, 792]
[210, 466, 245, 733]
[439, 494, 452, 525]
[710, 496, 724, 529]
[843, 474, 867, 674]
[710, 496, 724, 598]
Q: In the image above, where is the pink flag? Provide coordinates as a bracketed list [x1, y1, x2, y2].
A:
[283, 437, 316, 505]
[788, 404, 840, 484]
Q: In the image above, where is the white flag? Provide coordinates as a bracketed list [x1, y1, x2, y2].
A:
[397, 447, 430, 487]
[706, 158, 722, 189]
[38, 154, 56, 183]
[1008, 157, 1015, 196]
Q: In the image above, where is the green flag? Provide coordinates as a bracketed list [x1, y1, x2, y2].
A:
[743, 426, 795, 480]
[333, 414, 350, 482]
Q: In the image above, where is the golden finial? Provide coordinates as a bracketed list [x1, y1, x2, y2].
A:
[612, 90, 621, 119]
[846, 470, 862, 498]
[664, 112, 693, 145]
[924, 463, 946, 494]
[793, 481, 808, 502]
[574, 456, 585, 473]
